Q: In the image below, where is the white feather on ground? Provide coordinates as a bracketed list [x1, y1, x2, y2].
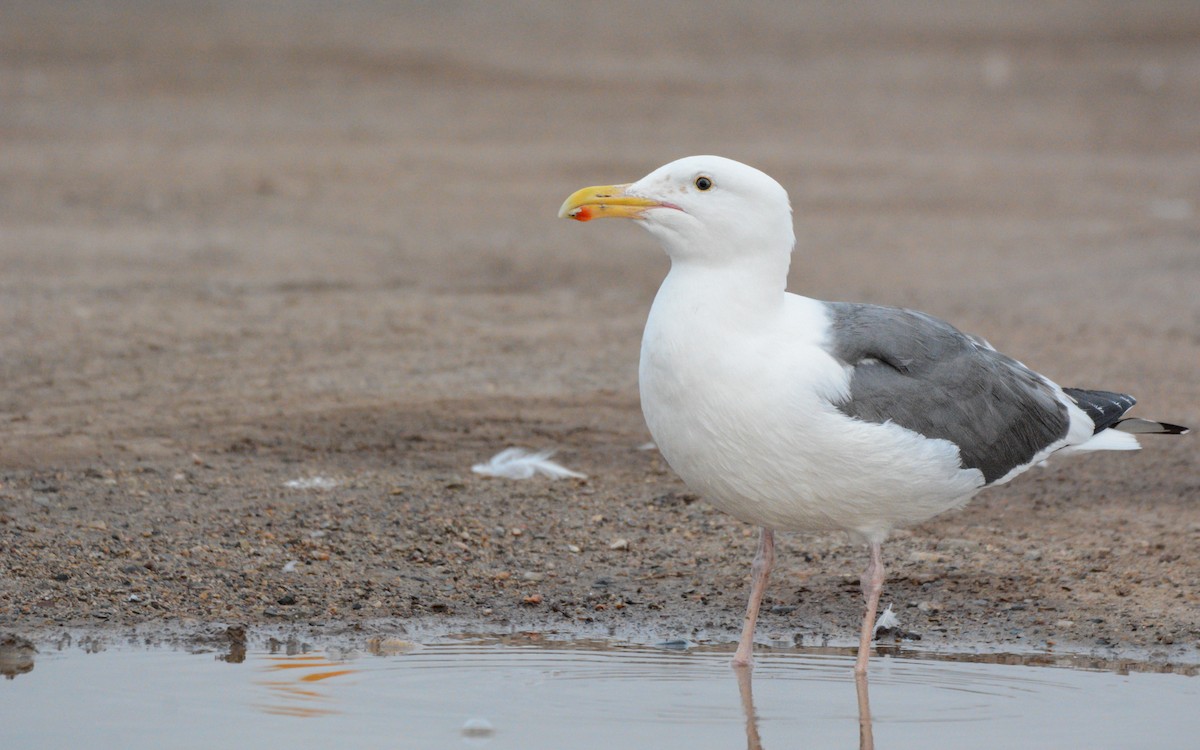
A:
[472, 448, 587, 480]
[283, 476, 340, 490]
[872, 603, 899, 636]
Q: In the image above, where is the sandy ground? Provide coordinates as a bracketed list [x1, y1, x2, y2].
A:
[1, 1, 1198, 664]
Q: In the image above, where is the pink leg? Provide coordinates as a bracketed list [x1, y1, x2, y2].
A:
[732, 527, 775, 668]
[854, 542, 885, 675]
[855, 670, 875, 750]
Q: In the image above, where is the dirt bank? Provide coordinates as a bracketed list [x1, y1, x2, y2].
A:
[1, 1, 1197, 663]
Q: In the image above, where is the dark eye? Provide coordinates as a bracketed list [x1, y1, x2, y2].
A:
[694, 176, 713, 191]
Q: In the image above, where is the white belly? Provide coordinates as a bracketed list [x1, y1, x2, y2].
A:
[638, 291, 983, 542]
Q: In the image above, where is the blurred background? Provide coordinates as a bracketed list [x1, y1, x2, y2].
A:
[2, 0, 1197, 464]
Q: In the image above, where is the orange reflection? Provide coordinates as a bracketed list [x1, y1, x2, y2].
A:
[254, 652, 358, 718]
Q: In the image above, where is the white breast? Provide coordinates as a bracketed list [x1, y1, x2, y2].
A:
[638, 274, 983, 542]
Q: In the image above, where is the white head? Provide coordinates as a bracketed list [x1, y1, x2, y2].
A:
[559, 155, 795, 270]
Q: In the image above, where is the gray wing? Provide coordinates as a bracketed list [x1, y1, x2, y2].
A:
[824, 302, 1070, 484]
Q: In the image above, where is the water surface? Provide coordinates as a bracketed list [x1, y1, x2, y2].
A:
[2, 634, 1196, 749]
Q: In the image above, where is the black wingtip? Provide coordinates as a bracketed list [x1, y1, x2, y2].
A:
[1063, 388, 1138, 433]
[1114, 418, 1189, 435]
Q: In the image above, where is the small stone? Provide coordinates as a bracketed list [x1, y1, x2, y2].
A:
[609, 538, 630, 551]
[522, 571, 544, 582]
[461, 717, 495, 738]
[367, 637, 416, 656]
[1054, 619, 1075, 628]
[521, 594, 543, 606]
[277, 594, 297, 606]
[567, 544, 581, 553]
[936, 538, 979, 551]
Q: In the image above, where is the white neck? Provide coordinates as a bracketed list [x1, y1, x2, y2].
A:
[659, 251, 790, 326]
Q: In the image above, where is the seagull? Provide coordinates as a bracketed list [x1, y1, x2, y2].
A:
[558, 155, 1188, 674]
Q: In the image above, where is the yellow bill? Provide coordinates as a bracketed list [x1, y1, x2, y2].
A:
[557, 183, 666, 222]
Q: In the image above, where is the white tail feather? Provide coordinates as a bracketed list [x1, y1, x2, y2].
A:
[1070, 428, 1141, 453]
[472, 447, 587, 480]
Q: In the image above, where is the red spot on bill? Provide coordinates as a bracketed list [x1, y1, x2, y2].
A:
[572, 206, 593, 222]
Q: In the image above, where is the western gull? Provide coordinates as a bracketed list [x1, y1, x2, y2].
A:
[558, 155, 1188, 674]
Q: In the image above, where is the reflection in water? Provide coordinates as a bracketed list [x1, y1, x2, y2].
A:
[218, 625, 247, 664]
[247, 637, 416, 718]
[0, 635, 36, 680]
[734, 666, 762, 750]
[255, 654, 358, 717]
[735, 664, 876, 750]
[855, 672, 874, 750]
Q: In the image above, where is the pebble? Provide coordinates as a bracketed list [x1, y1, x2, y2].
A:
[935, 538, 979, 551]
[367, 638, 416, 656]
[609, 538, 630, 551]
[461, 717, 495, 738]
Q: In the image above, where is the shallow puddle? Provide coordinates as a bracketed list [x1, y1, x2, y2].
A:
[2, 633, 1196, 749]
